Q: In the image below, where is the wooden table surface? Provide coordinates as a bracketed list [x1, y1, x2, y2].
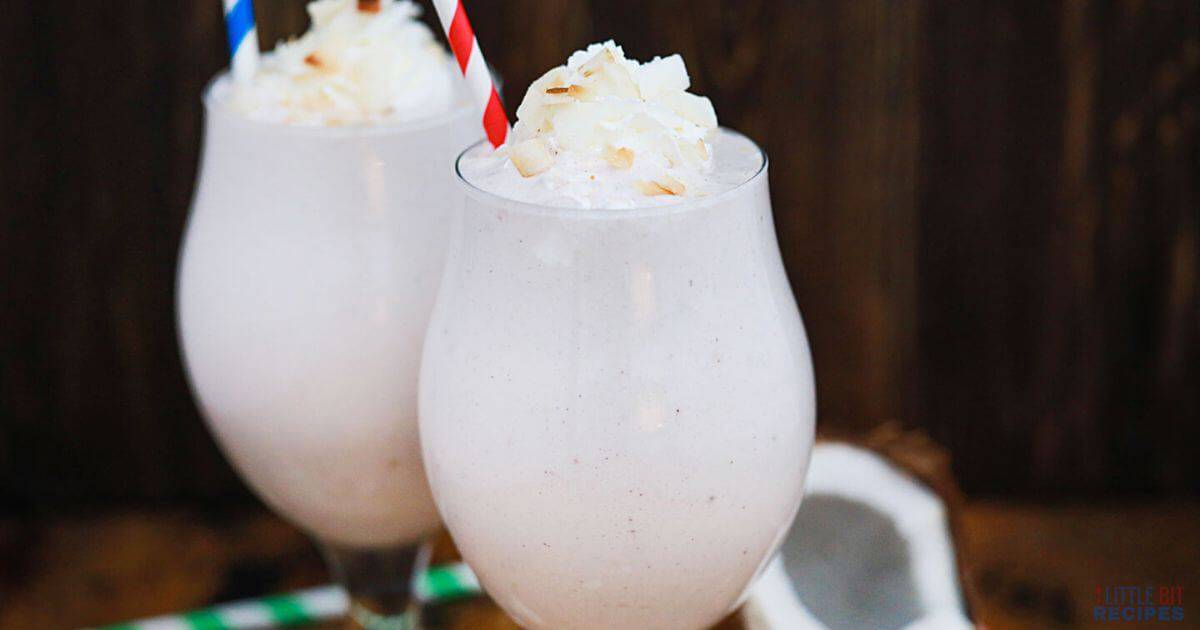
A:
[1, 501, 1196, 629]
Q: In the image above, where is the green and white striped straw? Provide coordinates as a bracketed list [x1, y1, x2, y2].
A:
[91, 562, 480, 630]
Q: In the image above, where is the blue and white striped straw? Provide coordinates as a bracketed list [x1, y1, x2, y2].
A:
[223, 0, 260, 82]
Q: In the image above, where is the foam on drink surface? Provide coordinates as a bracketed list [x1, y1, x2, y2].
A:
[459, 41, 762, 209]
[226, 0, 463, 126]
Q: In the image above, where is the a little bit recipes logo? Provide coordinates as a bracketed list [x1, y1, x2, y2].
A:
[1095, 585, 1184, 623]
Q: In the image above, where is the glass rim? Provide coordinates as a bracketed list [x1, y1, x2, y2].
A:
[453, 128, 770, 220]
[201, 71, 477, 138]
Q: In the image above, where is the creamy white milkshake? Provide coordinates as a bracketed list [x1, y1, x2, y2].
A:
[177, 0, 477, 602]
[421, 42, 815, 629]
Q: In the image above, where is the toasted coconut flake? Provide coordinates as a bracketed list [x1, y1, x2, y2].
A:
[634, 180, 667, 196]
[634, 180, 669, 196]
[304, 53, 323, 68]
[676, 138, 709, 166]
[510, 139, 555, 178]
[358, 0, 381, 13]
[575, 48, 638, 100]
[580, 49, 616, 77]
[636, 175, 686, 196]
[661, 90, 718, 128]
[545, 86, 569, 94]
[658, 175, 686, 195]
[605, 147, 635, 169]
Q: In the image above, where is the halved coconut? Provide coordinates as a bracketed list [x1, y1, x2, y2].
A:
[741, 443, 972, 630]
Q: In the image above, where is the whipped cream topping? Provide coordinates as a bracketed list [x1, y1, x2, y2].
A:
[461, 41, 724, 209]
[228, 0, 462, 125]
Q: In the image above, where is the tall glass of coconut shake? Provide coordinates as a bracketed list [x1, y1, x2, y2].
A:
[420, 42, 816, 629]
[177, 1, 478, 626]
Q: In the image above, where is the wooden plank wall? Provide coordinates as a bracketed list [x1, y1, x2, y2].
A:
[918, 1, 1199, 493]
[0, 0, 1195, 507]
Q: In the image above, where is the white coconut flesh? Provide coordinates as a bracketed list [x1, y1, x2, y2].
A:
[742, 444, 973, 630]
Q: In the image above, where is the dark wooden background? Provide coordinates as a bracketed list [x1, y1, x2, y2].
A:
[1, 0, 1196, 512]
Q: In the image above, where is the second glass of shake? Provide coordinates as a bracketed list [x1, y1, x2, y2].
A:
[177, 1, 478, 626]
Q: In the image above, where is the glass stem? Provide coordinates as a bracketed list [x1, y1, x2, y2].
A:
[321, 541, 430, 630]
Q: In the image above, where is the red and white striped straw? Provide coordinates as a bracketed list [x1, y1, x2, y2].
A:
[431, 0, 510, 148]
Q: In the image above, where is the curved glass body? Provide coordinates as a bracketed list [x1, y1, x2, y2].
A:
[178, 77, 478, 551]
[420, 133, 816, 630]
